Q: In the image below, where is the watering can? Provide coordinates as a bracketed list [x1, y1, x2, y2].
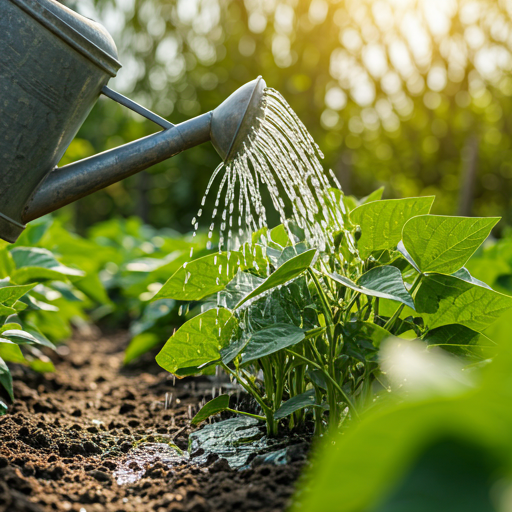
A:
[0, 0, 266, 243]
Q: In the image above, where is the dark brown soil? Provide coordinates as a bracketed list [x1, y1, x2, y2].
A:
[0, 329, 307, 512]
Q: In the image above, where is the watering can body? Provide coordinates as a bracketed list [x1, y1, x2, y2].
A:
[1, 0, 120, 242]
[0, 0, 266, 243]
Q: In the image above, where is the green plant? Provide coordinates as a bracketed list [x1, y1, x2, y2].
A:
[155, 189, 512, 436]
[0, 218, 110, 414]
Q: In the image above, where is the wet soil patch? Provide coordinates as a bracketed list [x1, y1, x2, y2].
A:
[0, 329, 308, 512]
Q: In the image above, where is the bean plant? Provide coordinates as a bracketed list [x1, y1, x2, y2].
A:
[155, 188, 512, 436]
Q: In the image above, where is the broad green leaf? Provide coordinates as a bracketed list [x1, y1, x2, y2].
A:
[415, 274, 512, 331]
[153, 252, 240, 301]
[156, 308, 236, 374]
[402, 216, 500, 274]
[22, 324, 55, 350]
[0, 356, 13, 401]
[0, 283, 36, 306]
[10, 248, 84, 284]
[240, 323, 305, 364]
[191, 395, 230, 425]
[274, 389, 319, 419]
[235, 249, 316, 309]
[350, 197, 434, 258]
[0, 399, 7, 415]
[124, 332, 161, 364]
[328, 266, 415, 310]
[423, 324, 496, 358]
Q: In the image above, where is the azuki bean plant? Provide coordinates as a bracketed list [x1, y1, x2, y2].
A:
[155, 188, 512, 436]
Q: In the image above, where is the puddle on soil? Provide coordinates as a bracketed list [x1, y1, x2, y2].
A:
[114, 418, 308, 484]
[113, 443, 188, 485]
[188, 417, 303, 470]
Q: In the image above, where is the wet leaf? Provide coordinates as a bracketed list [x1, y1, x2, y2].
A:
[328, 266, 415, 310]
[235, 249, 316, 308]
[402, 216, 500, 274]
[415, 274, 512, 331]
[156, 308, 236, 374]
[153, 252, 240, 301]
[241, 323, 305, 364]
[350, 197, 434, 258]
[191, 395, 230, 425]
[274, 389, 319, 419]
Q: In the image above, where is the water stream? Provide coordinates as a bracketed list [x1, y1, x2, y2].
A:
[190, 87, 346, 263]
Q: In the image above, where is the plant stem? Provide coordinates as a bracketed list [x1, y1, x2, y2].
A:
[226, 408, 266, 421]
[285, 349, 359, 419]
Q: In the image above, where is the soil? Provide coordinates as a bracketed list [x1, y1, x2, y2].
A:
[0, 329, 309, 512]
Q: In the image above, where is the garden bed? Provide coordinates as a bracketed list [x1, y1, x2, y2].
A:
[0, 330, 307, 512]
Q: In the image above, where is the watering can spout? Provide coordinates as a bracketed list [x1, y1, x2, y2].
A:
[22, 76, 266, 224]
[0, 0, 267, 242]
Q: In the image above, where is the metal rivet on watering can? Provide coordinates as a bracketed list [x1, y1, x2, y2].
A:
[0, 0, 265, 243]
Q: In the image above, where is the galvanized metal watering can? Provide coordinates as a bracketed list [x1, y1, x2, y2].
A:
[0, 0, 265, 243]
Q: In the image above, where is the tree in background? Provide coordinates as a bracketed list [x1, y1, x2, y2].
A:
[60, 0, 512, 232]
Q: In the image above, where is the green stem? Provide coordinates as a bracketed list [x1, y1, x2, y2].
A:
[286, 349, 359, 419]
[226, 408, 266, 421]
[221, 364, 271, 415]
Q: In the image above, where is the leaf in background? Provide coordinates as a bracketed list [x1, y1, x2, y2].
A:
[342, 321, 392, 350]
[154, 252, 241, 301]
[0, 399, 7, 415]
[1, 330, 39, 345]
[130, 299, 174, 337]
[350, 197, 434, 258]
[423, 324, 496, 358]
[270, 224, 291, 247]
[359, 186, 385, 205]
[274, 389, 319, 419]
[415, 274, 512, 331]
[402, 216, 499, 275]
[191, 395, 230, 425]
[10, 248, 84, 284]
[156, 308, 236, 374]
[328, 266, 415, 310]
[0, 356, 13, 401]
[235, 249, 316, 309]
[124, 332, 161, 365]
[0, 283, 36, 306]
[241, 323, 305, 364]
[0, 304, 16, 317]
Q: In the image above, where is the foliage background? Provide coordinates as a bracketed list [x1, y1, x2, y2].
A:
[58, 0, 512, 234]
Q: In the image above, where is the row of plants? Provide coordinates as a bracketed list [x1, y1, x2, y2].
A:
[154, 187, 512, 436]
[0, 215, 205, 414]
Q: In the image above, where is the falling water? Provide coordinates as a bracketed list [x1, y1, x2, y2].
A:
[191, 88, 346, 259]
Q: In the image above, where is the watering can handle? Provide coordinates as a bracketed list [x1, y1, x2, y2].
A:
[101, 86, 174, 130]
